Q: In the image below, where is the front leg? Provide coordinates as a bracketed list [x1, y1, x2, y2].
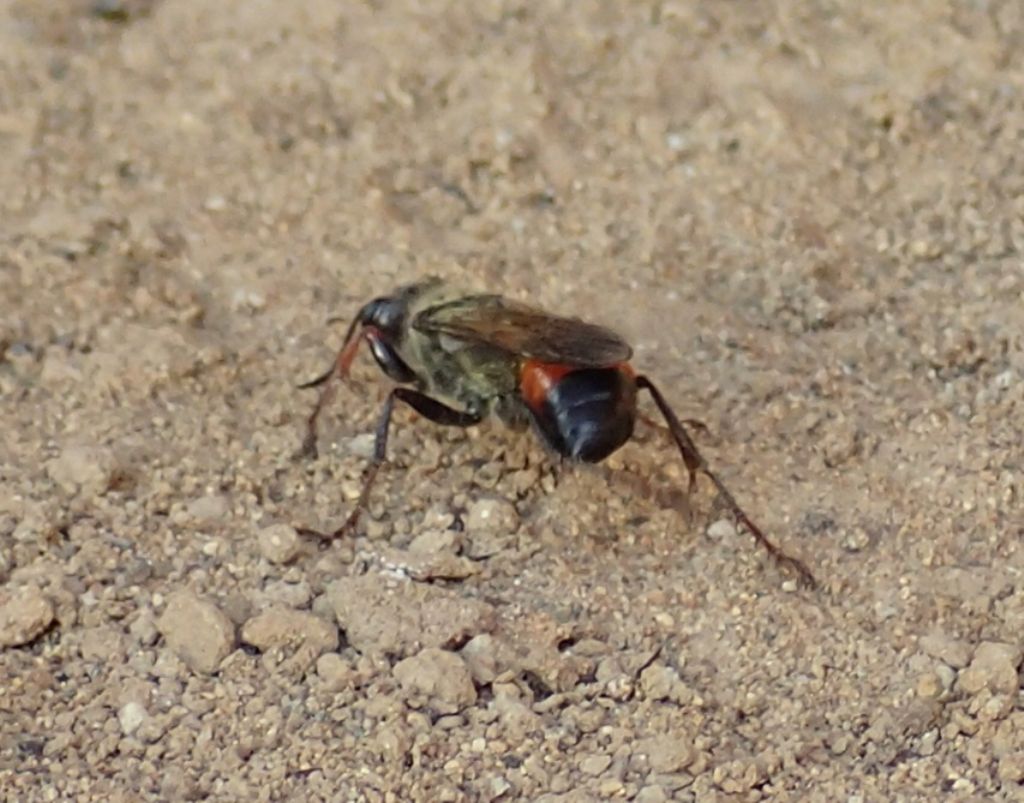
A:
[300, 388, 483, 540]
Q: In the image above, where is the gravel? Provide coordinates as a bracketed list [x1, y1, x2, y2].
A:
[2, 0, 1023, 799]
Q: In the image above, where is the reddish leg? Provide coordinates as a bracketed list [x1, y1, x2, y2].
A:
[297, 317, 368, 459]
[636, 376, 817, 589]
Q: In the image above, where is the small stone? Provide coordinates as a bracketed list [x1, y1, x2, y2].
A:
[393, 647, 477, 714]
[829, 733, 850, 756]
[128, 613, 159, 647]
[919, 633, 972, 668]
[255, 579, 312, 609]
[0, 587, 56, 648]
[706, 519, 736, 540]
[378, 545, 480, 581]
[840, 528, 871, 552]
[636, 735, 695, 773]
[493, 687, 542, 737]
[935, 664, 957, 693]
[408, 529, 457, 554]
[156, 591, 236, 674]
[186, 495, 230, 524]
[636, 786, 669, 803]
[460, 634, 504, 684]
[489, 777, 511, 799]
[240, 608, 338, 657]
[579, 753, 612, 776]
[998, 752, 1024, 784]
[316, 653, 355, 692]
[639, 664, 679, 701]
[46, 446, 118, 497]
[78, 625, 125, 662]
[257, 524, 302, 565]
[348, 433, 376, 459]
[466, 496, 519, 534]
[374, 724, 411, 763]
[916, 671, 944, 699]
[958, 641, 1022, 696]
[118, 701, 147, 736]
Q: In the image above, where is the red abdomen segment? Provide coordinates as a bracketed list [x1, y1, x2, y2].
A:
[519, 360, 637, 463]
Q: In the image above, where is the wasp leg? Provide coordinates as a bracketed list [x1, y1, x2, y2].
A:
[639, 413, 712, 443]
[304, 387, 483, 541]
[297, 316, 365, 459]
[636, 376, 817, 589]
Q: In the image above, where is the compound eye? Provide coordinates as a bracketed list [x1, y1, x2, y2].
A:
[367, 332, 418, 383]
[361, 298, 404, 334]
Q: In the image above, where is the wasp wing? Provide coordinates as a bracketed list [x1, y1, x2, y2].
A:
[413, 294, 633, 366]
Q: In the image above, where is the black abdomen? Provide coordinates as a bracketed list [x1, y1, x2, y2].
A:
[528, 367, 636, 463]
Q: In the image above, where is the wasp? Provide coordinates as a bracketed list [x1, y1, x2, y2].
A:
[299, 277, 815, 588]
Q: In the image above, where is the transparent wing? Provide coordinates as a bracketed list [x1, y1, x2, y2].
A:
[413, 294, 632, 366]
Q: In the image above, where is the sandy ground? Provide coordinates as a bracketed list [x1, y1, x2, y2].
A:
[1, 1, 1023, 800]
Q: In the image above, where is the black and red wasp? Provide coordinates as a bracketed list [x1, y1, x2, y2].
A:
[299, 277, 815, 587]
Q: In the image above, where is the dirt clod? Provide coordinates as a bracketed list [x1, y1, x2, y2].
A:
[46, 446, 119, 497]
[241, 608, 338, 657]
[0, 587, 55, 648]
[393, 647, 477, 714]
[156, 591, 236, 675]
[958, 642, 1022, 696]
[328, 574, 494, 657]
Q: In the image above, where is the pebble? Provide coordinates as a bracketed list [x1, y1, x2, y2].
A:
[636, 785, 669, 803]
[636, 735, 695, 773]
[78, 625, 125, 662]
[579, 753, 612, 776]
[377, 545, 480, 581]
[46, 445, 118, 497]
[156, 591, 236, 674]
[0, 587, 56, 648]
[185, 494, 230, 524]
[118, 701, 147, 736]
[639, 664, 679, 701]
[706, 519, 736, 540]
[240, 608, 339, 656]
[998, 752, 1024, 784]
[461, 634, 503, 684]
[491, 683, 540, 730]
[328, 574, 494, 657]
[407, 528, 457, 554]
[916, 671, 944, 700]
[128, 612, 159, 647]
[257, 524, 302, 565]
[958, 641, 1022, 695]
[316, 653, 355, 692]
[919, 633, 972, 668]
[393, 647, 477, 714]
[466, 496, 519, 534]
[255, 579, 313, 609]
[348, 433, 377, 459]
[489, 777, 511, 799]
[373, 724, 411, 762]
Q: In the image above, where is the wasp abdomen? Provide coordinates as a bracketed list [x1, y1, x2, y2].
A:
[520, 361, 636, 463]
